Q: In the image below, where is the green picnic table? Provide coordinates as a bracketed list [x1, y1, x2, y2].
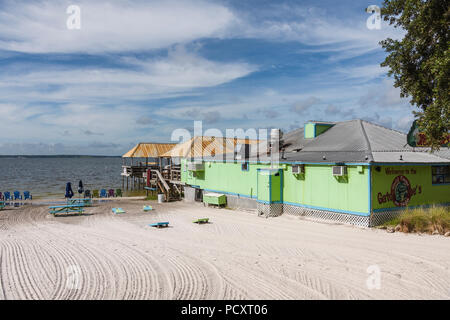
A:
[49, 204, 85, 216]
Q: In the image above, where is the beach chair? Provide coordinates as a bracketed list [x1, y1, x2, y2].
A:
[143, 205, 153, 212]
[92, 190, 99, 198]
[148, 222, 169, 228]
[115, 189, 122, 197]
[14, 191, 22, 200]
[84, 190, 91, 198]
[100, 189, 107, 198]
[112, 208, 125, 214]
[0, 192, 3, 200]
[23, 191, 32, 200]
[108, 189, 115, 198]
[4, 192, 12, 201]
[193, 218, 209, 224]
[48, 204, 85, 216]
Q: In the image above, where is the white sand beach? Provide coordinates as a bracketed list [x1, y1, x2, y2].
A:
[0, 199, 449, 300]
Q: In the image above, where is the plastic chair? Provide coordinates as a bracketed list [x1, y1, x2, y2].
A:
[115, 189, 123, 197]
[14, 191, 22, 200]
[100, 189, 107, 198]
[108, 189, 115, 197]
[4, 192, 12, 201]
[92, 190, 99, 198]
[84, 190, 91, 198]
[23, 191, 32, 200]
[0, 192, 3, 200]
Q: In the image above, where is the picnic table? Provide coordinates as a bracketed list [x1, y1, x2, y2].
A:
[67, 198, 92, 207]
[149, 222, 169, 228]
[49, 204, 85, 216]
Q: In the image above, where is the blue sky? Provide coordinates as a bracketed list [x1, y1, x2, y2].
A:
[0, 0, 415, 155]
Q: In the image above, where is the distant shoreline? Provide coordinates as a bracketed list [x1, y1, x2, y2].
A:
[0, 155, 121, 158]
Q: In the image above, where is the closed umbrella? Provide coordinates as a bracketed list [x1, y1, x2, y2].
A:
[65, 182, 74, 199]
[78, 180, 84, 196]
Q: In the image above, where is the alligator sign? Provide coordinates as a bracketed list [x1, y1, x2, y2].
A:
[377, 175, 422, 207]
[407, 120, 450, 147]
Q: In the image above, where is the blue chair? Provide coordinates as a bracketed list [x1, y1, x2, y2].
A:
[24, 191, 32, 200]
[14, 191, 22, 200]
[100, 189, 107, 198]
[4, 192, 12, 201]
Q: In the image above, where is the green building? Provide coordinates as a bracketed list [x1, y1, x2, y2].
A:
[181, 120, 450, 227]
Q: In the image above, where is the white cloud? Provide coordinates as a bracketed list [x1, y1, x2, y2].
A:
[334, 64, 388, 81]
[0, 46, 256, 103]
[227, 4, 404, 60]
[397, 115, 415, 132]
[0, 0, 235, 53]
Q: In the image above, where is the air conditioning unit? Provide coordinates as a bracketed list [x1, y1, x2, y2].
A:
[292, 164, 305, 174]
[187, 162, 204, 171]
[332, 166, 347, 176]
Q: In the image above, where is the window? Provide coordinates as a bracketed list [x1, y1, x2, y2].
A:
[241, 162, 249, 171]
[432, 166, 450, 185]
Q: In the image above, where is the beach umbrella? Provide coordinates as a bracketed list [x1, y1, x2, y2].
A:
[65, 182, 74, 199]
[78, 180, 84, 195]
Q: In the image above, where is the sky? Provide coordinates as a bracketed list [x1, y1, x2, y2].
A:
[0, 0, 416, 155]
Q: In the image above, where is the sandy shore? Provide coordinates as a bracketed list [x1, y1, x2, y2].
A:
[0, 199, 449, 300]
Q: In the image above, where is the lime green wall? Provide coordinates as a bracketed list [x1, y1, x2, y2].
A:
[181, 159, 260, 198]
[283, 165, 369, 213]
[181, 159, 370, 214]
[372, 165, 450, 210]
[304, 123, 316, 139]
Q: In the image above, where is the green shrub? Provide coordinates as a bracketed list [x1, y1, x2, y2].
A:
[383, 206, 450, 234]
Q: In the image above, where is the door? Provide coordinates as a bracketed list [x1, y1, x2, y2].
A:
[257, 169, 282, 203]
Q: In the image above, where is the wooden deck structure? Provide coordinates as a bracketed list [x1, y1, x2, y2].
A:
[122, 142, 184, 201]
[122, 137, 260, 202]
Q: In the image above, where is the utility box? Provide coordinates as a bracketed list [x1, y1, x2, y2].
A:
[203, 193, 226, 206]
[257, 168, 283, 217]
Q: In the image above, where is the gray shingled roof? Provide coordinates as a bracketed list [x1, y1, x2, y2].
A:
[195, 119, 450, 164]
[282, 119, 450, 164]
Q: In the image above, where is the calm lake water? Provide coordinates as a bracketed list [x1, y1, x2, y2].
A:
[0, 157, 143, 199]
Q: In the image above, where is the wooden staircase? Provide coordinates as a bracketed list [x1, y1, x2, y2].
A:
[149, 169, 183, 202]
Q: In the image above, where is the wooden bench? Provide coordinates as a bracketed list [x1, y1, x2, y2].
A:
[49, 204, 85, 216]
[148, 222, 169, 228]
[193, 218, 209, 224]
[68, 198, 92, 207]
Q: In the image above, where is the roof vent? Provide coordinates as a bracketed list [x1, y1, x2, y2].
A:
[399, 155, 403, 161]
[304, 121, 335, 139]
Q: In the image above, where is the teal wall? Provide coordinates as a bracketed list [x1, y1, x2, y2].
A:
[181, 159, 370, 214]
